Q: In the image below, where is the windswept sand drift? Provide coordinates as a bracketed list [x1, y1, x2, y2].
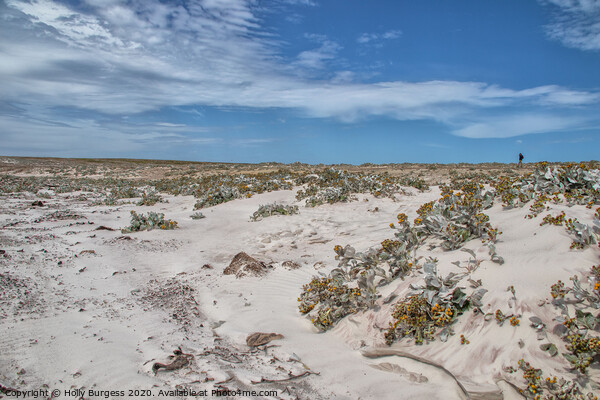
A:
[1, 161, 599, 399]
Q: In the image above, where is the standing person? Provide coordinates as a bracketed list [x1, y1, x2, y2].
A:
[518, 153, 524, 168]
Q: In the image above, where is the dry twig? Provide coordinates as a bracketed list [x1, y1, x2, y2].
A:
[251, 371, 320, 384]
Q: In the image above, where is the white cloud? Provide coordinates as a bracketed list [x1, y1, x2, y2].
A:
[294, 39, 342, 69]
[541, 0, 600, 50]
[357, 29, 402, 44]
[382, 30, 402, 39]
[233, 138, 276, 146]
[0, 113, 219, 158]
[155, 122, 187, 128]
[279, 0, 317, 6]
[6, 0, 130, 49]
[331, 71, 355, 83]
[357, 33, 378, 44]
[452, 114, 589, 138]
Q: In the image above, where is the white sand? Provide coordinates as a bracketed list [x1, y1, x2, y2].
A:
[1, 185, 598, 399]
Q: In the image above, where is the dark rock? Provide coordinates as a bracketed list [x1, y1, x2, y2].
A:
[95, 226, 115, 231]
[282, 261, 301, 270]
[246, 332, 284, 347]
[224, 252, 272, 278]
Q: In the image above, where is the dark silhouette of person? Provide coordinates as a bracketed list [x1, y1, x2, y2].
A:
[518, 153, 524, 168]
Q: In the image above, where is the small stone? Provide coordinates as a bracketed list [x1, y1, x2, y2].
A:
[246, 332, 284, 347]
[224, 252, 272, 278]
[282, 261, 301, 270]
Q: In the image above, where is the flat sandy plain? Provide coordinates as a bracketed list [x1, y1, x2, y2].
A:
[0, 157, 598, 400]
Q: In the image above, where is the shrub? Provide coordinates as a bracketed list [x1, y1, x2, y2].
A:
[121, 211, 178, 233]
[295, 168, 408, 207]
[565, 218, 598, 250]
[298, 244, 404, 331]
[190, 212, 206, 220]
[385, 258, 487, 345]
[250, 203, 299, 221]
[493, 162, 600, 209]
[548, 266, 600, 374]
[395, 185, 501, 254]
[516, 359, 597, 399]
[137, 191, 164, 206]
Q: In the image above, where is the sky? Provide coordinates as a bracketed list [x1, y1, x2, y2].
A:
[1, 0, 599, 164]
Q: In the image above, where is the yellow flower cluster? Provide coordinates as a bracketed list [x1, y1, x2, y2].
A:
[159, 220, 178, 229]
[386, 297, 457, 345]
[526, 194, 549, 218]
[431, 303, 453, 327]
[396, 213, 408, 224]
[380, 239, 401, 253]
[495, 309, 504, 324]
[563, 318, 575, 329]
[518, 359, 542, 395]
[566, 333, 600, 355]
[474, 213, 490, 226]
[298, 275, 362, 330]
[565, 333, 599, 373]
[550, 280, 566, 299]
[416, 201, 435, 218]
[540, 211, 566, 226]
[440, 185, 454, 199]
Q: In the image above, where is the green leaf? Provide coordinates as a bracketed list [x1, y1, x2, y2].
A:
[529, 316, 543, 326]
[540, 343, 552, 351]
[470, 289, 487, 308]
[461, 248, 476, 259]
[563, 354, 578, 363]
[584, 314, 596, 329]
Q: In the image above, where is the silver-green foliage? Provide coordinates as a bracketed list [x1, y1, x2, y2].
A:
[137, 191, 164, 206]
[121, 211, 178, 233]
[385, 257, 487, 345]
[194, 186, 240, 209]
[495, 163, 600, 209]
[190, 212, 206, 220]
[250, 203, 299, 221]
[295, 168, 407, 207]
[298, 243, 420, 331]
[393, 185, 500, 258]
[565, 218, 599, 249]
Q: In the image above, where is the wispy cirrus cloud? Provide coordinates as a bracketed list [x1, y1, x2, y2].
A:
[293, 34, 342, 70]
[0, 112, 219, 158]
[451, 113, 592, 139]
[541, 0, 600, 51]
[279, 0, 317, 6]
[0, 0, 599, 150]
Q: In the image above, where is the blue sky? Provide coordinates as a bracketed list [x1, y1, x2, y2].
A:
[1, 0, 599, 164]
